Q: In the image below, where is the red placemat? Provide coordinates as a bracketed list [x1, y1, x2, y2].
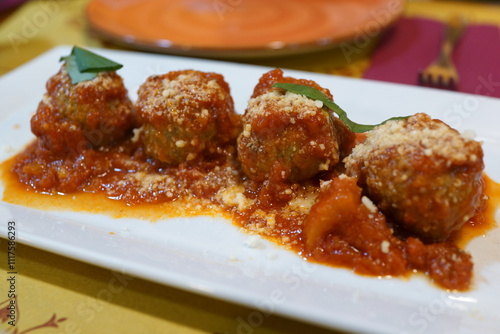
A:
[363, 17, 500, 98]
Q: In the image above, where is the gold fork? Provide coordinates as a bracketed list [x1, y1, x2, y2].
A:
[418, 16, 467, 90]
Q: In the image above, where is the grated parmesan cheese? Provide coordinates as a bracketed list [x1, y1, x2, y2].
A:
[244, 235, 262, 248]
[217, 185, 255, 211]
[244, 91, 324, 122]
[362, 196, 378, 213]
[381, 240, 390, 254]
[345, 113, 481, 169]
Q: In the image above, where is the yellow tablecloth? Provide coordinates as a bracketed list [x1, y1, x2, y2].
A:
[1, 1, 499, 333]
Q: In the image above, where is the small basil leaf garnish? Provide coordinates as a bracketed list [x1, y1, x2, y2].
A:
[61, 53, 98, 85]
[72, 46, 123, 73]
[272, 82, 410, 133]
[60, 46, 123, 85]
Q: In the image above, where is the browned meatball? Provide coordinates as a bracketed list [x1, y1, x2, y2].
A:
[237, 69, 355, 183]
[31, 65, 136, 154]
[136, 70, 241, 165]
[344, 113, 484, 241]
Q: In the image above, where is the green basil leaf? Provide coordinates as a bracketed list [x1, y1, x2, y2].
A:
[60, 46, 123, 84]
[73, 46, 123, 73]
[60, 54, 98, 85]
[272, 82, 410, 133]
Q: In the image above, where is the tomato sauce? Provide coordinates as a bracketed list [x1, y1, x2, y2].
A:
[1, 139, 498, 291]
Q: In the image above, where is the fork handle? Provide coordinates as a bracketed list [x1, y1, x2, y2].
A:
[440, 17, 466, 64]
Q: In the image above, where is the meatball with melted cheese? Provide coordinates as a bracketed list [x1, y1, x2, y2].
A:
[31, 65, 136, 154]
[237, 69, 355, 183]
[344, 113, 484, 241]
[136, 70, 241, 165]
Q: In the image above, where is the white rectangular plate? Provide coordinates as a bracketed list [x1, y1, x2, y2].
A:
[1, 46, 499, 334]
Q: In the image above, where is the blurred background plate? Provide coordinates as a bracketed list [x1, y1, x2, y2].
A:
[86, 0, 405, 58]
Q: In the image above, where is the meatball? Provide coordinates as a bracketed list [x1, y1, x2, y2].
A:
[237, 68, 355, 183]
[344, 113, 484, 241]
[136, 70, 241, 164]
[31, 65, 136, 154]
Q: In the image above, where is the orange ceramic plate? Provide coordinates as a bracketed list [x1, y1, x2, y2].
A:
[86, 0, 405, 58]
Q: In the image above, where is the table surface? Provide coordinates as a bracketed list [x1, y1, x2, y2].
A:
[1, 1, 499, 333]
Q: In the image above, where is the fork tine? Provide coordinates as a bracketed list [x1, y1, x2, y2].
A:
[449, 77, 457, 90]
[428, 74, 435, 86]
[417, 70, 429, 86]
[417, 70, 424, 85]
[437, 75, 444, 88]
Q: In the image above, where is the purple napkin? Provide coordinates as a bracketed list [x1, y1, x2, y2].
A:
[363, 17, 500, 98]
[0, 0, 29, 12]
